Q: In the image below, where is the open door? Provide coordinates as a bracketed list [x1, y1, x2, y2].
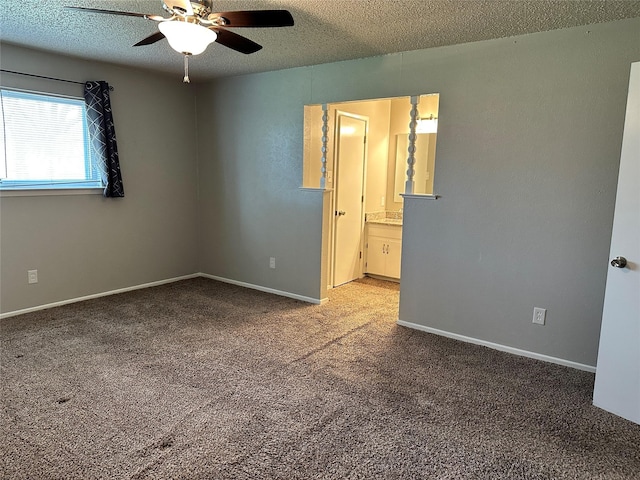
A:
[332, 113, 367, 287]
[593, 62, 640, 425]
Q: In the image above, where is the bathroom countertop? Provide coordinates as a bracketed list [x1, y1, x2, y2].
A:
[366, 218, 403, 226]
[365, 211, 403, 226]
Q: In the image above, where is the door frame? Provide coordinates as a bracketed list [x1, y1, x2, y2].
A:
[329, 110, 369, 288]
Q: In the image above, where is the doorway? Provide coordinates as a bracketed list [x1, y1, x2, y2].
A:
[332, 112, 368, 287]
[301, 94, 440, 298]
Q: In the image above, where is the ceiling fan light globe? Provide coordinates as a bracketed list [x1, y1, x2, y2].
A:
[158, 21, 217, 55]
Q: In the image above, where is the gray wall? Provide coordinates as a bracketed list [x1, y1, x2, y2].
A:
[196, 19, 640, 366]
[195, 68, 325, 300]
[0, 45, 199, 313]
[398, 20, 640, 367]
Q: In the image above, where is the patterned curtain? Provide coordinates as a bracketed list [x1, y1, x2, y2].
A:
[84, 81, 124, 197]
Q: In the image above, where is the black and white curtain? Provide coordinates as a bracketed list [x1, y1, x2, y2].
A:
[84, 81, 124, 197]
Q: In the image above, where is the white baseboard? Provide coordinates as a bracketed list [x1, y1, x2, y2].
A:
[0, 274, 200, 320]
[199, 273, 325, 305]
[1, 273, 326, 320]
[396, 320, 596, 373]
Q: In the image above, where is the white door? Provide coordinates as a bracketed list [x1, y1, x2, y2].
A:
[593, 62, 640, 425]
[333, 114, 367, 287]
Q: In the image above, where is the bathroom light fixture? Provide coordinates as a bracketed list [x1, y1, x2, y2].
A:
[416, 114, 438, 133]
[158, 20, 217, 56]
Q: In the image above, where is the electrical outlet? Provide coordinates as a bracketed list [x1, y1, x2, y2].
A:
[532, 307, 546, 325]
[269, 257, 276, 269]
[28, 269, 38, 284]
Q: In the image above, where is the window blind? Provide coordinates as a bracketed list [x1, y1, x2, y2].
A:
[0, 89, 101, 189]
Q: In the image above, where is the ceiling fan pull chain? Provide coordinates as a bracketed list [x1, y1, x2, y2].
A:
[183, 54, 191, 83]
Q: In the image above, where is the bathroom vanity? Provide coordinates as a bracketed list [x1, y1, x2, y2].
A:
[365, 213, 403, 281]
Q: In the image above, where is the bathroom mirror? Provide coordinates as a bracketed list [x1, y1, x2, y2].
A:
[394, 133, 436, 202]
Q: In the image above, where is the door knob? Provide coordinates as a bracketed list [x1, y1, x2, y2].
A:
[611, 256, 627, 268]
[336, 210, 346, 216]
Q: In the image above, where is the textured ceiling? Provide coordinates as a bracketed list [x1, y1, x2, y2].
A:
[2, 1, 640, 82]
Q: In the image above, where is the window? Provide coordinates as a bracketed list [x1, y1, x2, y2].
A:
[0, 88, 103, 190]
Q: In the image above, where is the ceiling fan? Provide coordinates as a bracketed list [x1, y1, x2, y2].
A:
[66, 1, 294, 82]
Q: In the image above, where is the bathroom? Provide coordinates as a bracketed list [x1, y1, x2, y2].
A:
[302, 94, 439, 288]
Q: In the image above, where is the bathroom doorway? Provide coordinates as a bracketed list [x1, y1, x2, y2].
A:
[301, 94, 439, 297]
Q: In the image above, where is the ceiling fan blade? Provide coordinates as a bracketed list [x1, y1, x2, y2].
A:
[134, 31, 166, 47]
[213, 29, 262, 54]
[65, 6, 164, 21]
[214, 10, 294, 28]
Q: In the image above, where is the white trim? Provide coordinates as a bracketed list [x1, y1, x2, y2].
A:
[0, 273, 327, 320]
[0, 188, 104, 197]
[0, 274, 200, 319]
[200, 273, 326, 305]
[400, 193, 439, 200]
[0, 85, 84, 101]
[396, 320, 596, 373]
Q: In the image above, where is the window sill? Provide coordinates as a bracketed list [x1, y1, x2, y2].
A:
[0, 187, 104, 197]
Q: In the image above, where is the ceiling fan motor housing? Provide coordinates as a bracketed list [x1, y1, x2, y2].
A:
[165, 1, 212, 16]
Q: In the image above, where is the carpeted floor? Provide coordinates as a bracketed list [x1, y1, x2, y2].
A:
[1, 277, 639, 479]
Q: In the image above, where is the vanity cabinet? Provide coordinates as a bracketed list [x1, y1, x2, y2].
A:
[365, 223, 402, 279]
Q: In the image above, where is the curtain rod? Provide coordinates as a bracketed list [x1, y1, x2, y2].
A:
[0, 69, 114, 91]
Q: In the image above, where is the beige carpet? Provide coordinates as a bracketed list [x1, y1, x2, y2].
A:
[1, 277, 639, 479]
